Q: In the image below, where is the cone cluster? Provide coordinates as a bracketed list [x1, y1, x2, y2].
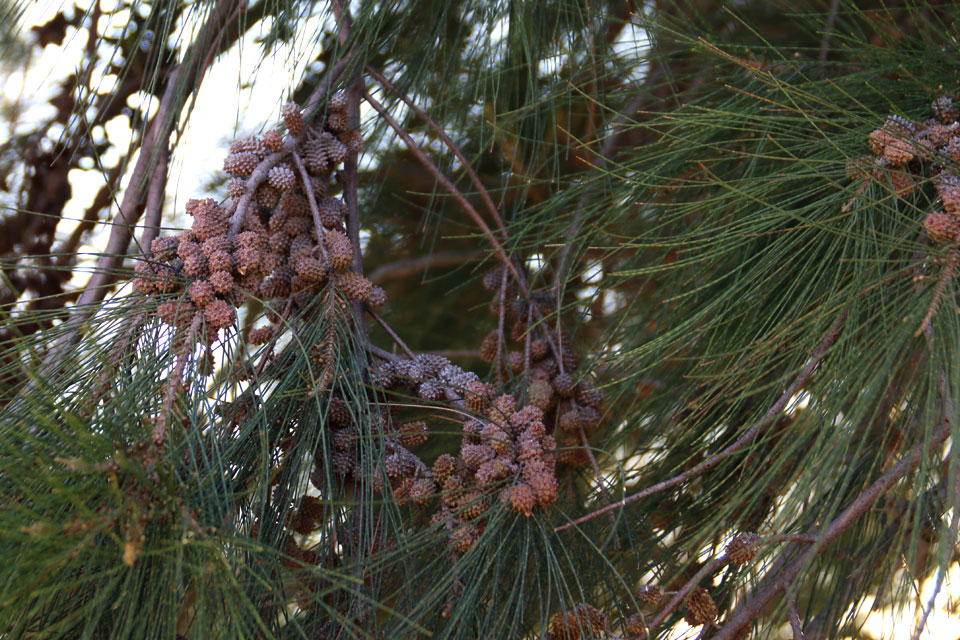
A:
[135, 95, 384, 350]
[855, 98, 960, 245]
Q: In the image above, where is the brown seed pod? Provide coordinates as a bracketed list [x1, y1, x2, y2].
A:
[637, 584, 663, 605]
[325, 229, 354, 271]
[223, 152, 259, 176]
[336, 272, 373, 301]
[204, 298, 236, 330]
[479, 331, 500, 364]
[924, 211, 960, 244]
[432, 454, 457, 486]
[552, 372, 577, 398]
[726, 531, 760, 564]
[367, 286, 388, 308]
[268, 165, 297, 192]
[624, 612, 647, 638]
[295, 256, 327, 283]
[262, 129, 283, 152]
[933, 96, 959, 124]
[508, 482, 536, 516]
[249, 326, 275, 346]
[281, 102, 303, 137]
[684, 587, 718, 626]
[189, 280, 216, 308]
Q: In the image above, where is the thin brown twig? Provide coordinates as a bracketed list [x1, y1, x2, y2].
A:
[32, 0, 244, 382]
[578, 423, 615, 507]
[365, 65, 508, 240]
[712, 419, 953, 640]
[140, 145, 168, 254]
[367, 251, 483, 285]
[649, 554, 728, 631]
[361, 88, 525, 290]
[914, 246, 959, 339]
[228, 53, 354, 235]
[555, 313, 847, 533]
[366, 307, 415, 359]
[786, 587, 805, 640]
[290, 151, 330, 263]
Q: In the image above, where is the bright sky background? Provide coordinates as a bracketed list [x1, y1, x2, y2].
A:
[1, 2, 958, 638]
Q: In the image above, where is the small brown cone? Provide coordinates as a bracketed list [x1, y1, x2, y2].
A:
[726, 531, 760, 564]
[637, 584, 663, 605]
[684, 587, 718, 626]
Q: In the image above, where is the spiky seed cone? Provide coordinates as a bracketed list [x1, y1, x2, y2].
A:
[530, 337, 549, 360]
[398, 421, 428, 448]
[226, 177, 246, 199]
[189, 280, 216, 308]
[547, 615, 578, 640]
[577, 380, 604, 408]
[263, 129, 283, 152]
[933, 96, 959, 124]
[460, 443, 495, 468]
[259, 276, 289, 299]
[201, 235, 231, 257]
[230, 135, 268, 158]
[281, 102, 303, 136]
[318, 196, 346, 227]
[325, 229, 354, 271]
[527, 378, 555, 412]
[418, 380, 444, 401]
[684, 588, 718, 626]
[526, 465, 558, 506]
[463, 379, 495, 413]
[367, 286, 387, 308]
[924, 211, 960, 244]
[507, 482, 536, 516]
[283, 216, 310, 237]
[507, 350, 525, 373]
[432, 454, 457, 485]
[479, 331, 500, 363]
[337, 272, 373, 301]
[637, 584, 663, 605]
[940, 183, 960, 217]
[326, 110, 349, 133]
[150, 235, 179, 261]
[726, 531, 760, 564]
[223, 152, 259, 176]
[183, 254, 209, 278]
[559, 407, 583, 433]
[624, 613, 647, 638]
[192, 212, 229, 242]
[204, 298, 236, 330]
[328, 395, 351, 428]
[553, 372, 577, 397]
[482, 266, 509, 292]
[249, 326, 275, 346]
[157, 301, 192, 326]
[256, 184, 280, 209]
[948, 136, 960, 163]
[441, 475, 464, 507]
[574, 604, 608, 637]
[295, 256, 326, 283]
[409, 478, 435, 504]
[328, 91, 348, 113]
[268, 165, 297, 191]
[448, 522, 478, 553]
[340, 129, 363, 153]
[208, 270, 234, 295]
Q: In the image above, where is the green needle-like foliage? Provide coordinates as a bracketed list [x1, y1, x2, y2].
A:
[1, 1, 959, 639]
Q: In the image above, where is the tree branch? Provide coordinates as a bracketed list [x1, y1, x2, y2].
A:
[361, 88, 525, 290]
[367, 252, 483, 285]
[555, 312, 847, 532]
[712, 419, 953, 640]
